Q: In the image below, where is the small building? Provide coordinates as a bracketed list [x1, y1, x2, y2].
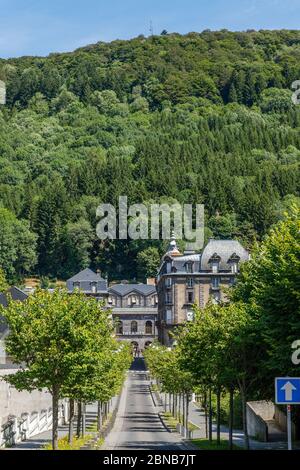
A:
[66, 268, 108, 301]
[156, 237, 249, 346]
[108, 283, 158, 353]
[0, 287, 28, 366]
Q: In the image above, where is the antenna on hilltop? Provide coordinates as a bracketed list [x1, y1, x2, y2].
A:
[149, 20, 154, 37]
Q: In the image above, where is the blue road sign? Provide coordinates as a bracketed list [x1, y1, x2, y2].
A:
[275, 377, 300, 404]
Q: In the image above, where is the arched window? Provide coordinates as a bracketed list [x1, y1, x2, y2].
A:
[145, 321, 153, 335]
[131, 320, 138, 333]
[116, 321, 123, 335]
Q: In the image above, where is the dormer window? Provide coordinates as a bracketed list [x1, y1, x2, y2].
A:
[212, 262, 219, 273]
[209, 253, 221, 273]
[128, 295, 139, 306]
[231, 262, 238, 274]
[185, 262, 193, 273]
[90, 282, 97, 293]
[228, 253, 240, 274]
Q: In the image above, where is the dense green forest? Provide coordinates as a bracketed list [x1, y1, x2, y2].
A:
[0, 29, 299, 282]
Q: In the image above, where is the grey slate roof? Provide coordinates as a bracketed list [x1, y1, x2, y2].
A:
[172, 254, 202, 273]
[109, 284, 156, 297]
[159, 238, 249, 274]
[0, 287, 28, 336]
[200, 239, 249, 271]
[0, 286, 28, 308]
[66, 268, 108, 293]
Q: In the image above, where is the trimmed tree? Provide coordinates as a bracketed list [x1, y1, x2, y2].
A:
[1, 289, 113, 449]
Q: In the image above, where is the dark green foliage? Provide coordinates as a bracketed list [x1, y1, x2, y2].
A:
[0, 30, 299, 280]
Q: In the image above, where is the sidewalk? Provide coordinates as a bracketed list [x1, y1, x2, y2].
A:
[188, 402, 294, 450]
[7, 400, 119, 450]
[156, 392, 295, 450]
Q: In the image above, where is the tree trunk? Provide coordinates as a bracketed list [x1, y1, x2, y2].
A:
[76, 401, 82, 437]
[178, 394, 181, 423]
[204, 391, 208, 438]
[164, 393, 167, 412]
[229, 387, 234, 450]
[186, 394, 190, 439]
[68, 399, 74, 445]
[183, 393, 186, 429]
[240, 383, 250, 450]
[208, 388, 213, 442]
[104, 402, 107, 422]
[82, 402, 86, 437]
[172, 393, 175, 417]
[97, 401, 103, 434]
[169, 393, 171, 413]
[216, 387, 221, 445]
[52, 385, 60, 450]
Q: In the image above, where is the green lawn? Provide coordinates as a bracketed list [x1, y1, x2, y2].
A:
[191, 438, 242, 450]
[162, 412, 199, 432]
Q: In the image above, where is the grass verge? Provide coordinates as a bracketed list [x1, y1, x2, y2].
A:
[191, 438, 242, 450]
[161, 411, 199, 432]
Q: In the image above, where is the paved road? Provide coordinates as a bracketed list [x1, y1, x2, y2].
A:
[104, 358, 189, 451]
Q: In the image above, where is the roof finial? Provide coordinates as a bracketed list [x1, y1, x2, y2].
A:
[167, 232, 181, 256]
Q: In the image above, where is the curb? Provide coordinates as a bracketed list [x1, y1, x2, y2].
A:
[158, 412, 176, 434]
[158, 413, 200, 451]
[149, 385, 158, 408]
[149, 385, 163, 408]
[80, 386, 124, 450]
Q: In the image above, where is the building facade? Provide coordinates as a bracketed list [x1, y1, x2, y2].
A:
[108, 283, 158, 353]
[156, 237, 249, 346]
[66, 269, 158, 353]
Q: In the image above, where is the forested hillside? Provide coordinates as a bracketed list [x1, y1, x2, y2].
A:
[0, 30, 299, 282]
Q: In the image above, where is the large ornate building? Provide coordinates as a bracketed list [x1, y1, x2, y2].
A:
[66, 269, 158, 352]
[156, 237, 249, 346]
[108, 283, 158, 352]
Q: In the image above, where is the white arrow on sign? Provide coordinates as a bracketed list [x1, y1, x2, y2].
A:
[281, 381, 297, 401]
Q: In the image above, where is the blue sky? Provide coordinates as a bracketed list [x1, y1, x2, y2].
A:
[0, 0, 300, 58]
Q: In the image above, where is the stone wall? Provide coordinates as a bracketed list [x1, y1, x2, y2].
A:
[246, 401, 273, 441]
[275, 406, 297, 439]
[0, 368, 66, 447]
